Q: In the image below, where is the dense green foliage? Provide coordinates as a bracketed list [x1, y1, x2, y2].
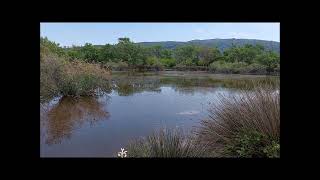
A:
[223, 130, 280, 158]
[43, 36, 280, 74]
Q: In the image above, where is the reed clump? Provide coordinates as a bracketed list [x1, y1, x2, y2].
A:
[196, 84, 280, 157]
[126, 128, 208, 157]
[40, 46, 111, 102]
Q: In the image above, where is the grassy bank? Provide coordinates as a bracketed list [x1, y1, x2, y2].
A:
[124, 83, 280, 158]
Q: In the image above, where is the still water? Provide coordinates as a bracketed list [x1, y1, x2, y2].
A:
[40, 71, 277, 157]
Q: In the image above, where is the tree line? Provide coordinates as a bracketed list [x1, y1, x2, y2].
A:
[41, 37, 280, 74]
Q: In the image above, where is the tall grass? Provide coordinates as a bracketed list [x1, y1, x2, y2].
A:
[40, 46, 111, 102]
[40, 51, 64, 102]
[124, 82, 279, 158]
[196, 84, 280, 157]
[126, 128, 208, 157]
[58, 60, 111, 97]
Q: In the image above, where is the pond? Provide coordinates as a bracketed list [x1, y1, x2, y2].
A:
[40, 71, 279, 157]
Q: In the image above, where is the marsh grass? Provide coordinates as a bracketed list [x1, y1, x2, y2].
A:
[196, 83, 280, 157]
[40, 47, 111, 102]
[126, 128, 208, 157]
[58, 60, 111, 97]
[40, 51, 64, 102]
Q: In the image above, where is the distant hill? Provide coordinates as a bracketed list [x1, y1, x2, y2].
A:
[136, 39, 280, 53]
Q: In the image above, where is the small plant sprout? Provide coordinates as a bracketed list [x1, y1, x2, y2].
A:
[117, 148, 127, 158]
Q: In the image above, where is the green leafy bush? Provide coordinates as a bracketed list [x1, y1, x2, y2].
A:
[242, 63, 267, 74]
[223, 130, 279, 158]
[209, 61, 247, 74]
[159, 58, 176, 68]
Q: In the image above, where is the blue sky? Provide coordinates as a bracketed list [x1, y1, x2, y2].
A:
[40, 23, 280, 47]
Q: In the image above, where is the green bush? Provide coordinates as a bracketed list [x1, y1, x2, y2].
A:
[242, 63, 267, 74]
[160, 58, 176, 68]
[146, 57, 158, 66]
[145, 57, 164, 71]
[223, 130, 279, 158]
[151, 60, 164, 71]
[263, 140, 280, 158]
[209, 61, 271, 74]
[209, 61, 244, 74]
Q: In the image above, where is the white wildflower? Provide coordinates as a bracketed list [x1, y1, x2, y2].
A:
[117, 148, 127, 158]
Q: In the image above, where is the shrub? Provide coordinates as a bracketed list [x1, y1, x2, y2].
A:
[209, 61, 272, 75]
[209, 61, 234, 73]
[40, 41, 111, 101]
[40, 50, 65, 102]
[274, 64, 280, 75]
[196, 85, 280, 157]
[209, 61, 247, 73]
[160, 58, 176, 68]
[146, 57, 158, 66]
[105, 61, 129, 71]
[223, 130, 279, 158]
[242, 63, 267, 74]
[151, 60, 164, 71]
[57, 61, 111, 97]
[126, 128, 208, 157]
[174, 63, 188, 71]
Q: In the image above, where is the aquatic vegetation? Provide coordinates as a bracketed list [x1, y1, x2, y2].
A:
[123, 79, 280, 158]
[196, 84, 280, 157]
[58, 60, 111, 97]
[126, 128, 208, 157]
[40, 38, 111, 102]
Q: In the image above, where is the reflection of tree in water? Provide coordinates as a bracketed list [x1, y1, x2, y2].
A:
[111, 73, 279, 96]
[113, 76, 162, 96]
[41, 96, 110, 145]
[160, 76, 279, 93]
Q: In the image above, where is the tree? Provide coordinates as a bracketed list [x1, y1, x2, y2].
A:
[174, 45, 198, 64]
[197, 47, 221, 66]
[80, 43, 99, 62]
[40, 37, 65, 57]
[146, 45, 173, 59]
[115, 38, 147, 67]
[98, 44, 115, 62]
[256, 51, 280, 73]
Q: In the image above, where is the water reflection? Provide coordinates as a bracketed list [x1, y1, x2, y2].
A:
[41, 96, 110, 145]
[110, 73, 279, 96]
[40, 72, 279, 156]
[112, 76, 162, 96]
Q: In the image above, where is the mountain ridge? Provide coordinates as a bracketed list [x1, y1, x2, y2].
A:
[136, 38, 280, 53]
